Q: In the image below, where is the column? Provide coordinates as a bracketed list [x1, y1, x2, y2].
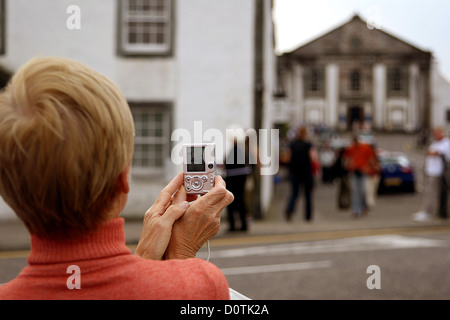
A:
[408, 63, 419, 132]
[326, 63, 339, 128]
[293, 64, 304, 125]
[373, 63, 386, 130]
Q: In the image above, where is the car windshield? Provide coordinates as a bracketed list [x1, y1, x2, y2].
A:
[380, 155, 410, 167]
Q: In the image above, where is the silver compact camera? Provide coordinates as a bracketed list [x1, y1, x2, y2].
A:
[183, 143, 216, 195]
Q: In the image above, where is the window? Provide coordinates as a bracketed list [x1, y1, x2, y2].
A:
[119, 0, 172, 55]
[304, 67, 324, 97]
[310, 69, 320, 92]
[388, 67, 408, 96]
[130, 103, 171, 174]
[350, 70, 361, 91]
[392, 69, 402, 91]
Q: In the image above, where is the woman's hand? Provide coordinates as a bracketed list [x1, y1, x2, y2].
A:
[164, 175, 234, 259]
[135, 172, 234, 260]
[135, 172, 192, 260]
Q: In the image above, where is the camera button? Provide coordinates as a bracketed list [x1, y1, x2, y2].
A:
[192, 179, 203, 190]
[202, 176, 208, 182]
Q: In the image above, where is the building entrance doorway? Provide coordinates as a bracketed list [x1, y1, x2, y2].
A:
[348, 105, 364, 130]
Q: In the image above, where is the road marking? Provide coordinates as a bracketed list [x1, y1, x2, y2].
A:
[1, 227, 449, 259]
[210, 225, 450, 247]
[203, 235, 446, 259]
[221, 260, 332, 276]
[0, 250, 29, 259]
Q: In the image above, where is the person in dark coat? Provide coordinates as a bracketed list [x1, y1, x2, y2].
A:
[285, 127, 314, 221]
[331, 147, 350, 209]
[225, 138, 252, 231]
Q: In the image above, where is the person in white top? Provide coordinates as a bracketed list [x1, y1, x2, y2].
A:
[413, 127, 450, 221]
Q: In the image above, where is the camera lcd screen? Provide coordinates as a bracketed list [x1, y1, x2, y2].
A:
[187, 146, 205, 172]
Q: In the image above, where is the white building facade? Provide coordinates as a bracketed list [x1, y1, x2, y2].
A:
[431, 62, 450, 131]
[0, 0, 277, 220]
[276, 15, 434, 133]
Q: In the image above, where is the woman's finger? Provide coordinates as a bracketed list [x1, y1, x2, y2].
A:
[172, 184, 187, 204]
[151, 172, 184, 214]
[161, 201, 190, 225]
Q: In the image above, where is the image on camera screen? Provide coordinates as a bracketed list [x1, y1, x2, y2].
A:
[187, 146, 205, 172]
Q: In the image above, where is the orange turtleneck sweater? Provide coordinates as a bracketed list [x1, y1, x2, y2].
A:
[0, 218, 230, 300]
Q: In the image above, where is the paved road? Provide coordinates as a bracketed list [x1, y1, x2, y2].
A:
[200, 230, 450, 299]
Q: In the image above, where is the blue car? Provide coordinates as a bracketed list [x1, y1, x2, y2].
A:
[377, 152, 415, 194]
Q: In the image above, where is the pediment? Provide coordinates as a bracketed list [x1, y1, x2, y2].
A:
[288, 15, 430, 59]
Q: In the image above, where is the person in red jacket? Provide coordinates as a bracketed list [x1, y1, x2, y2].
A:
[344, 135, 377, 217]
[0, 57, 233, 300]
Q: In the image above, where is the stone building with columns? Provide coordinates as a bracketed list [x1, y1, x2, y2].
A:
[276, 14, 432, 132]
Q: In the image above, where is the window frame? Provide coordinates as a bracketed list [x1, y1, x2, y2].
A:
[350, 69, 361, 91]
[304, 67, 325, 97]
[387, 67, 409, 97]
[117, 0, 174, 57]
[129, 102, 172, 175]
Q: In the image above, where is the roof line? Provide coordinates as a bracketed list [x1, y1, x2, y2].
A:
[284, 14, 430, 56]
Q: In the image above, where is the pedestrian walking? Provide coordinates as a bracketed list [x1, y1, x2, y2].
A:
[319, 141, 336, 183]
[439, 153, 450, 219]
[365, 144, 381, 209]
[331, 147, 350, 209]
[285, 126, 314, 222]
[225, 137, 252, 232]
[343, 135, 377, 217]
[413, 127, 450, 221]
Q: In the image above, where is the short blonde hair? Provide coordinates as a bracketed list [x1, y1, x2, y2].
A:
[0, 57, 135, 238]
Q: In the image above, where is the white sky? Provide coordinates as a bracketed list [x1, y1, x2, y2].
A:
[273, 0, 450, 81]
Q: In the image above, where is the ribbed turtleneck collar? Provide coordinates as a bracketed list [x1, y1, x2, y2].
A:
[27, 217, 131, 264]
